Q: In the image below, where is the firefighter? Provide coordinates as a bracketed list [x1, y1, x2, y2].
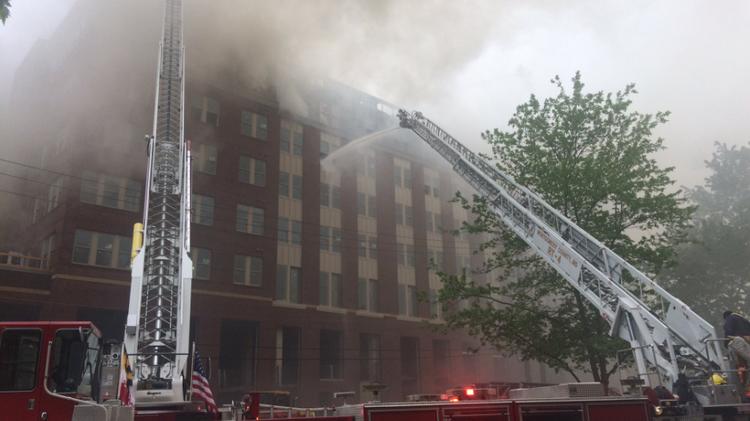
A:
[723, 311, 750, 390]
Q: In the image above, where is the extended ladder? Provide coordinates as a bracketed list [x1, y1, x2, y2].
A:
[398, 110, 724, 387]
[125, 0, 193, 404]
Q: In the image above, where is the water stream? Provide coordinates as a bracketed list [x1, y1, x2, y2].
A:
[320, 126, 401, 169]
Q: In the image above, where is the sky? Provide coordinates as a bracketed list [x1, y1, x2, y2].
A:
[1, 0, 749, 188]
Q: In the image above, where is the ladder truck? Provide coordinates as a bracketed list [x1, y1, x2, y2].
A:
[396, 109, 749, 418]
[0, 1, 202, 420]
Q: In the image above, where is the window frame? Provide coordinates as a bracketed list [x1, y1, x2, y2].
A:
[236, 204, 265, 236]
[72, 230, 132, 270]
[191, 247, 212, 280]
[0, 328, 42, 392]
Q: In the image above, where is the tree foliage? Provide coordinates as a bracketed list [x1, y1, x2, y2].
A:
[435, 72, 694, 388]
[0, 0, 10, 25]
[666, 143, 750, 324]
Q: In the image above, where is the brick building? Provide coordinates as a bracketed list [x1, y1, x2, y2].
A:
[0, 0, 572, 406]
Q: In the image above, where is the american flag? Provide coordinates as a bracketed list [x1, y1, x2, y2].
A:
[192, 351, 218, 414]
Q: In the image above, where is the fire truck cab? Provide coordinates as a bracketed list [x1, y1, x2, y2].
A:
[0, 321, 108, 421]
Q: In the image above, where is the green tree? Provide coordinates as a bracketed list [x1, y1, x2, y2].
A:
[666, 143, 750, 324]
[435, 72, 694, 388]
[0, 0, 10, 24]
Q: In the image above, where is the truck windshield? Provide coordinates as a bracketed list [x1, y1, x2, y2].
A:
[47, 329, 100, 397]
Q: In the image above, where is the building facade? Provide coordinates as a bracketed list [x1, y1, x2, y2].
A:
[0, 0, 573, 407]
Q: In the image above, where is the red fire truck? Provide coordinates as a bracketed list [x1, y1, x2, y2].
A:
[3, 0, 750, 418]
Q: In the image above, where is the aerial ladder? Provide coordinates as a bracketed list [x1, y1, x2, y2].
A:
[124, 0, 193, 406]
[397, 110, 733, 402]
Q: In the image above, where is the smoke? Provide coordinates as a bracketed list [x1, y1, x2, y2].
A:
[183, 0, 510, 114]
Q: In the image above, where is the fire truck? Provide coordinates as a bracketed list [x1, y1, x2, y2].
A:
[1, 0, 749, 420]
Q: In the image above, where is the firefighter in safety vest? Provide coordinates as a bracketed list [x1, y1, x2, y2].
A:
[723, 311, 750, 389]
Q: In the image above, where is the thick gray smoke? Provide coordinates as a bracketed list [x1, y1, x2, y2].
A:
[183, 0, 506, 113]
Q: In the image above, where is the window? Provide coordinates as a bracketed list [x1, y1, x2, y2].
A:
[395, 204, 413, 226]
[394, 165, 411, 189]
[357, 154, 376, 178]
[80, 172, 141, 212]
[240, 110, 268, 140]
[72, 230, 131, 269]
[239, 156, 266, 186]
[430, 289, 441, 319]
[457, 255, 471, 271]
[292, 175, 303, 200]
[192, 194, 214, 226]
[276, 327, 300, 385]
[47, 329, 98, 395]
[357, 193, 377, 217]
[191, 247, 211, 280]
[428, 249, 443, 269]
[233, 255, 263, 286]
[360, 334, 381, 382]
[219, 320, 257, 388]
[236, 205, 264, 235]
[276, 265, 301, 303]
[193, 144, 217, 175]
[320, 227, 341, 253]
[47, 178, 63, 212]
[397, 243, 415, 267]
[319, 272, 342, 307]
[319, 135, 339, 159]
[320, 183, 340, 209]
[280, 120, 304, 156]
[425, 211, 438, 232]
[278, 217, 289, 243]
[358, 235, 377, 259]
[291, 221, 302, 245]
[41, 234, 55, 269]
[0, 329, 41, 391]
[357, 278, 378, 312]
[398, 284, 417, 317]
[279, 218, 302, 245]
[279, 172, 290, 197]
[192, 96, 220, 126]
[319, 330, 342, 379]
[424, 174, 440, 198]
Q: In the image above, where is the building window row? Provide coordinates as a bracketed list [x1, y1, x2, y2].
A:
[72, 230, 131, 270]
[80, 172, 141, 212]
